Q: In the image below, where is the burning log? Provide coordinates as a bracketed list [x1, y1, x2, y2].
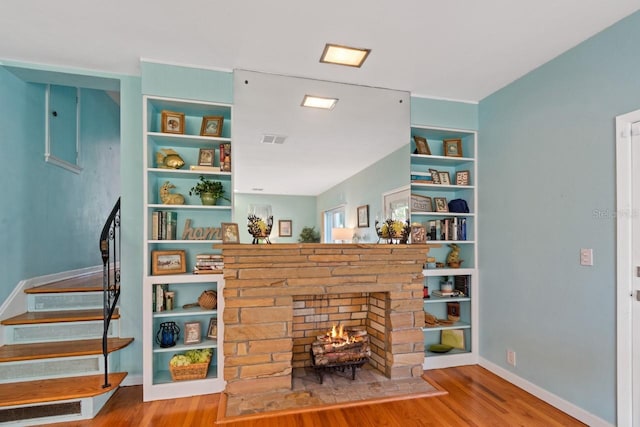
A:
[311, 325, 371, 366]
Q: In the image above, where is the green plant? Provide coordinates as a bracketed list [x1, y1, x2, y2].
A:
[298, 226, 320, 243]
[188, 175, 229, 200]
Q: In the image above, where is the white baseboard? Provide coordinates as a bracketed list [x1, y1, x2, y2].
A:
[0, 266, 102, 346]
[121, 374, 143, 387]
[479, 357, 613, 427]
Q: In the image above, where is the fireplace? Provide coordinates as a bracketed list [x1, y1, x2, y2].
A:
[220, 243, 433, 396]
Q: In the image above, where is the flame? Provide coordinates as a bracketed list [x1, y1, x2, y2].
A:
[327, 324, 352, 346]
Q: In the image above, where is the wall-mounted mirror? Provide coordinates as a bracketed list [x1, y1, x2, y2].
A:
[232, 70, 410, 242]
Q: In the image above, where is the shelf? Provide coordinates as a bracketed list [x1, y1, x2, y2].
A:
[422, 268, 475, 276]
[153, 338, 218, 353]
[412, 212, 474, 218]
[153, 307, 218, 318]
[153, 365, 219, 385]
[148, 204, 232, 210]
[424, 296, 470, 304]
[146, 274, 224, 284]
[425, 348, 470, 357]
[148, 240, 223, 244]
[411, 183, 474, 192]
[147, 131, 231, 146]
[410, 154, 475, 167]
[147, 168, 232, 179]
[422, 321, 470, 332]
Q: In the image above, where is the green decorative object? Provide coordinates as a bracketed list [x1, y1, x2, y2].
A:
[298, 226, 320, 243]
[189, 175, 228, 206]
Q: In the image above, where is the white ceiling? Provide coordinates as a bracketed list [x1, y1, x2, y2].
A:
[1, 0, 638, 102]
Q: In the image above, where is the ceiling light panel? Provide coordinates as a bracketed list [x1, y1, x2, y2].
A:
[301, 95, 338, 110]
[320, 43, 371, 68]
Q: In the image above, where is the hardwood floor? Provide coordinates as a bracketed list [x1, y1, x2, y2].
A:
[41, 365, 586, 427]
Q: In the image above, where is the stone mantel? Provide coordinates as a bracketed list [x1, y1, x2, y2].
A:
[217, 243, 436, 395]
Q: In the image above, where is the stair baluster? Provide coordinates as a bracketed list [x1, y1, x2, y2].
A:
[99, 198, 121, 388]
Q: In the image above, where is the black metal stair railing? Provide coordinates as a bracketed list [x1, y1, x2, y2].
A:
[99, 197, 121, 388]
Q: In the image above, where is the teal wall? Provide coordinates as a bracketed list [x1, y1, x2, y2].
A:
[478, 11, 640, 424]
[411, 96, 478, 131]
[0, 67, 120, 304]
[233, 194, 317, 243]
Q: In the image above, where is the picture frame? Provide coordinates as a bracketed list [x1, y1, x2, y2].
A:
[200, 116, 224, 137]
[429, 169, 441, 185]
[434, 197, 449, 213]
[413, 136, 431, 155]
[184, 321, 202, 345]
[411, 194, 432, 212]
[411, 225, 427, 244]
[161, 110, 185, 134]
[221, 222, 240, 243]
[151, 250, 186, 275]
[443, 138, 463, 157]
[455, 170, 470, 186]
[278, 219, 292, 237]
[197, 148, 215, 166]
[438, 171, 451, 185]
[207, 318, 218, 339]
[357, 205, 369, 228]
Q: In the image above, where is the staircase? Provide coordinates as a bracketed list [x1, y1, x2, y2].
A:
[0, 198, 132, 426]
[0, 272, 133, 426]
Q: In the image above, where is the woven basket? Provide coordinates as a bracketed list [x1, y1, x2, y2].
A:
[169, 358, 211, 381]
[182, 290, 217, 310]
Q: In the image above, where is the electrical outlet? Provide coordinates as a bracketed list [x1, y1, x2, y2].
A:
[507, 349, 516, 367]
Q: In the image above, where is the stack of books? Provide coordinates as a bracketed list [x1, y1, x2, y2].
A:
[431, 289, 458, 298]
[193, 254, 224, 274]
[151, 211, 177, 240]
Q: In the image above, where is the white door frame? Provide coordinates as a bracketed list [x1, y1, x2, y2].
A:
[615, 108, 640, 426]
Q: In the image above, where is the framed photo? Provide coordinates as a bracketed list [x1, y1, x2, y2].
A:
[455, 170, 470, 186]
[198, 148, 215, 166]
[151, 250, 186, 275]
[411, 225, 426, 244]
[184, 321, 202, 345]
[207, 318, 218, 339]
[434, 197, 449, 213]
[438, 171, 451, 185]
[161, 110, 185, 134]
[413, 136, 431, 155]
[278, 219, 292, 237]
[221, 222, 239, 243]
[357, 205, 369, 228]
[443, 138, 463, 157]
[411, 194, 432, 212]
[200, 116, 224, 137]
[429, 169, 441, 185]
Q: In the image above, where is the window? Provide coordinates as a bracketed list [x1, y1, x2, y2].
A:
[382, 186, 410, 221]
[323, 205, 345, 242]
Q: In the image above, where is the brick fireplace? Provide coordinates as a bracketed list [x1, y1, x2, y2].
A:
[220, 243, 433, 395]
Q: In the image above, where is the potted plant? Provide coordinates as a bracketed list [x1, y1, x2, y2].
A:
[298, 226, 320, 243]
[189, 175, 228, 205]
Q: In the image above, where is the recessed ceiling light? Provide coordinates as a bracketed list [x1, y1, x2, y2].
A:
[320, 43, 371, 68]
[301, 95, 338, 110]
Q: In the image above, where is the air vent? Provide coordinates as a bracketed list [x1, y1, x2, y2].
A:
[261, 134, 286, 144]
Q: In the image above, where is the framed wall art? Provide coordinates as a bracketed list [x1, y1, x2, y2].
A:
[455, 170, 470, 186]
[200, 116, 224, 137]
[207, 318, 218, 339]
[357, 205, 369, 227]
[161, 110, 185, 134]
[221, 222, 239, 243]
[413, 136, 431, 155]
[411, 194, 432, 212]
[184, 321, 202, 345]
[198, 148, 215, 166]
[434, 197, 449, 213]
[278, 220, 292, 237]
[438, 171, 451, 185]
[411, 225, 426, 244]
[429, 169, 441, 184]
[151, 250, 187, 275]
[443, 138, 463, 157]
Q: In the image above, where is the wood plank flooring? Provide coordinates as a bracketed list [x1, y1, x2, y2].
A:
[40, 365, 587, 427]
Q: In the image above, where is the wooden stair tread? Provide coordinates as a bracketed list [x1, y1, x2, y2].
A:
[0, 372, 127, 407]
[1, 308, 119, 325]
[0, 337, 134, 363]
[25, 272, 106, 293]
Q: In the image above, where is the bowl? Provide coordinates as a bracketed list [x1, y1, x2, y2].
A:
[440, 283, 454, 292]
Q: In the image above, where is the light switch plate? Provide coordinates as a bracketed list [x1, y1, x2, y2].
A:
[580, 248, 593, 266]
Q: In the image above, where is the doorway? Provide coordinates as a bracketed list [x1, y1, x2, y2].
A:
[615, 108, 640, 426]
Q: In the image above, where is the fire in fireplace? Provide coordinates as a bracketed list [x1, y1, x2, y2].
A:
[310, 325, 371, 383]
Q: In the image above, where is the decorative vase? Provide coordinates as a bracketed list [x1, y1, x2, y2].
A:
[156, 321, 180, 348]
[200, 192, 217, 206]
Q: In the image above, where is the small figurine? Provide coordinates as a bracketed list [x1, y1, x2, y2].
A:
[159, 181, 185, 205]
[156, 149, 185, 169]
[446, 243, 463, 268]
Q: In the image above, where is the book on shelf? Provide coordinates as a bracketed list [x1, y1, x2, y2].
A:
[220, 143, 231, 172]
[190, 165, 221, 172]
[431, 290, 457, 297]
[426, 217, 467, 241]
[154, 284, 169, 312]
[151, 211, 177, 240]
